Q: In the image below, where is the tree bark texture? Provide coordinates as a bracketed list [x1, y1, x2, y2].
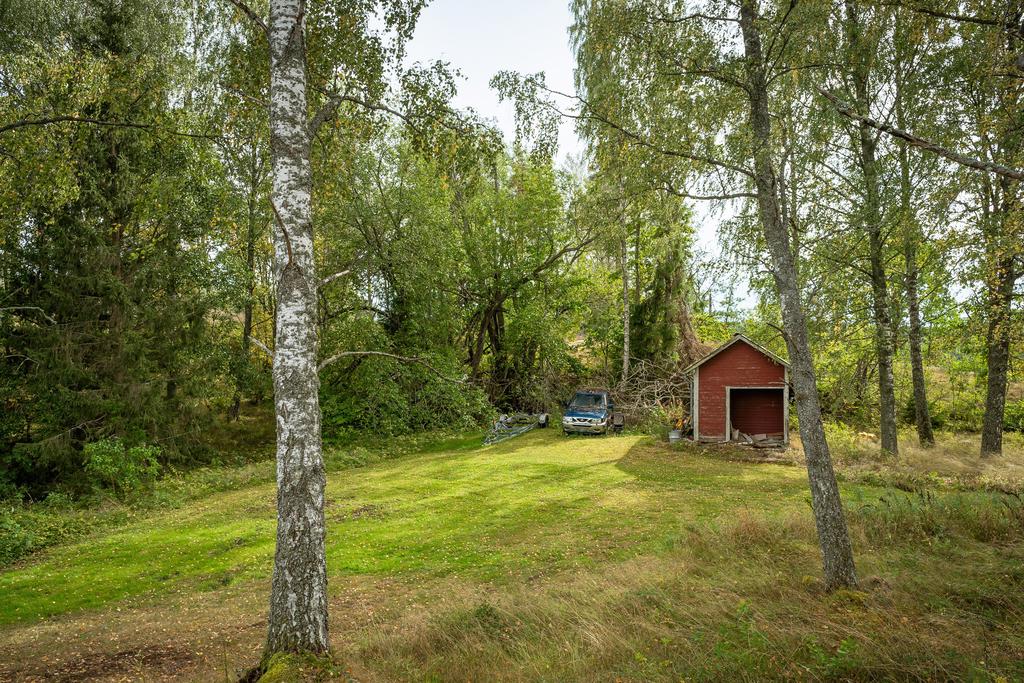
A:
[265, 0, 329, 655]
[981, 251, 1016, 456]
[620, 233, 631, 384]
[846, 0, 898, 455]
[898, 139, 934, 447]
[980, 16, 1022, 456]
[739, 0, 857, 590]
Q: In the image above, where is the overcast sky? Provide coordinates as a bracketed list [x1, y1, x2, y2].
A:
[404, 0, 583, 160]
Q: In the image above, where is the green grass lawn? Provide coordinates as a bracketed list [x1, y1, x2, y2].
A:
[1, 429, 1022, 681]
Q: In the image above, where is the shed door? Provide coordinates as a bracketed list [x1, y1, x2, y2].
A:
[729, 388, 784, 436]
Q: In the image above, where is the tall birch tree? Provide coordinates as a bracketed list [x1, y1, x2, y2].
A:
[840, 0, 899, 454]
[221, 0, 427, 657]
[261, 0, 330, 654]
[570, 0, 858, 589]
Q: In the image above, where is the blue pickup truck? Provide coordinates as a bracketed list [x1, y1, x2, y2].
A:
[561, 389, 623, 435]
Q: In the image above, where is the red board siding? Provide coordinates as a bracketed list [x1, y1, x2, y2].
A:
[697, 340, 785, 439]
[730, 388, 784, 435]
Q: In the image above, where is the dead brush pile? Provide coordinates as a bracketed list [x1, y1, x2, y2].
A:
[609, 359, 693, 431]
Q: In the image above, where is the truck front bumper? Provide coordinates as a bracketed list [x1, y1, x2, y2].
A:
[562, 419, 608, 434]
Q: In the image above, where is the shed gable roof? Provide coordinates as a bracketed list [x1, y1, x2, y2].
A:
[683, 333, 789, 373]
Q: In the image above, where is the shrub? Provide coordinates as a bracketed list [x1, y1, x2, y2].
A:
[823, 421, 860, 462]
[1004, 400, 1024, 432]
[83, 438, 161, 497]
[0, 511, 34, 565]
[636, 405, 670, 439]
[42, 491, 74, 509]
[320, 354, 492, 438]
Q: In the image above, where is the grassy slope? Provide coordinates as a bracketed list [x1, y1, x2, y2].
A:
[1, 430, 1022, 681]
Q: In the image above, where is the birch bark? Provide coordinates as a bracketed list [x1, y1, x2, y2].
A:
[738, 0, 857, 590]
[846, 0, 898, 455]
[265, 0, 329, 655]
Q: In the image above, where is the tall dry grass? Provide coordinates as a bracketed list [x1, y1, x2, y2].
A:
[352, 506, 1023, 682]
[791, 425, 1024, 486]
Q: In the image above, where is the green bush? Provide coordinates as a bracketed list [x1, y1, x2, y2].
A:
[823, 421, 860, 462]
[320, 354, 492, 438]
[1004, 401, 1024, 432]
[636, 405, 670, 439]
[83, 438, 161, 497]
[0, 512, 34, 565]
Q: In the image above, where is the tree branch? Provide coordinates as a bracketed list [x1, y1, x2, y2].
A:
[876, 0, 1020, 34]
[309, 91, 423, 137]
[320, 269, 351, 287]
[225, 0, 268, 34]
[654, 10, 738, 23]
[251, 337, 274, 361]
[0, 306, 56, 324]
[317, 351, 464, 382]
[663, 182, 756, 201]
[534, 83, 755, 179]
[817, 87, 1024, 182]
[0, 116, 219, 139]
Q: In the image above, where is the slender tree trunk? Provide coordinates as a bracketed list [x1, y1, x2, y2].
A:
[230, 272, 255, 420]
[265, 0, 329, 655]
[847, 0, 898, 455]
[981, 251, 1016, 456]
[620, 234, 630, 384]
[903, 214, 934, 447]
[739, 0, 857, 590]
[633, 221, 641, 306]
[231, 182, 259, 422]
[892, 8, 934, 448]
[898, 142, 934, 447]
[980, 15, 1022, 456]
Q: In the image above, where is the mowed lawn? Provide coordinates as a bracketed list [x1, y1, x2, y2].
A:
[1, 430, 1022, 681]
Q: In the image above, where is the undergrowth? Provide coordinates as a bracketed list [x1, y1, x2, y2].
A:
[0, 425, 483, 568]
[361, 505, 1024, 681]
[849, 488, 1024, 545]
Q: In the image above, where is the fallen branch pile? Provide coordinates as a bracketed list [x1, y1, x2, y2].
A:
[610, 358, 693, 421]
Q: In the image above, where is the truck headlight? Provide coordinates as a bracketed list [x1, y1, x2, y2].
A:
[562, 416, 571, 424]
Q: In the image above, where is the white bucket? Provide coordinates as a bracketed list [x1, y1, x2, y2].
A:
[668, 430, 682, 444]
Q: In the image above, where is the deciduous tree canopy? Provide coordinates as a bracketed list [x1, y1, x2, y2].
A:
[1, 0, 1021, 662]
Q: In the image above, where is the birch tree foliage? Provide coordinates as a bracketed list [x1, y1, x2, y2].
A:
[941, 1, 1023, 457]
[568, 0, 859, 589]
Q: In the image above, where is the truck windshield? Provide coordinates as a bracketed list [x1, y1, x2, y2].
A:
[570, 393, 605, 410]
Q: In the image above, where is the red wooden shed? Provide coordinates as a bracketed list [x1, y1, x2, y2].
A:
[685, 334, 790, 444]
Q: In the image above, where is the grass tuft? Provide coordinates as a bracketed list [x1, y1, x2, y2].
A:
[850, 489, 1024, 545]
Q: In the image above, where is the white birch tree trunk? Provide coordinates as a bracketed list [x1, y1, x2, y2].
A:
[265, 0, 329, 655]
